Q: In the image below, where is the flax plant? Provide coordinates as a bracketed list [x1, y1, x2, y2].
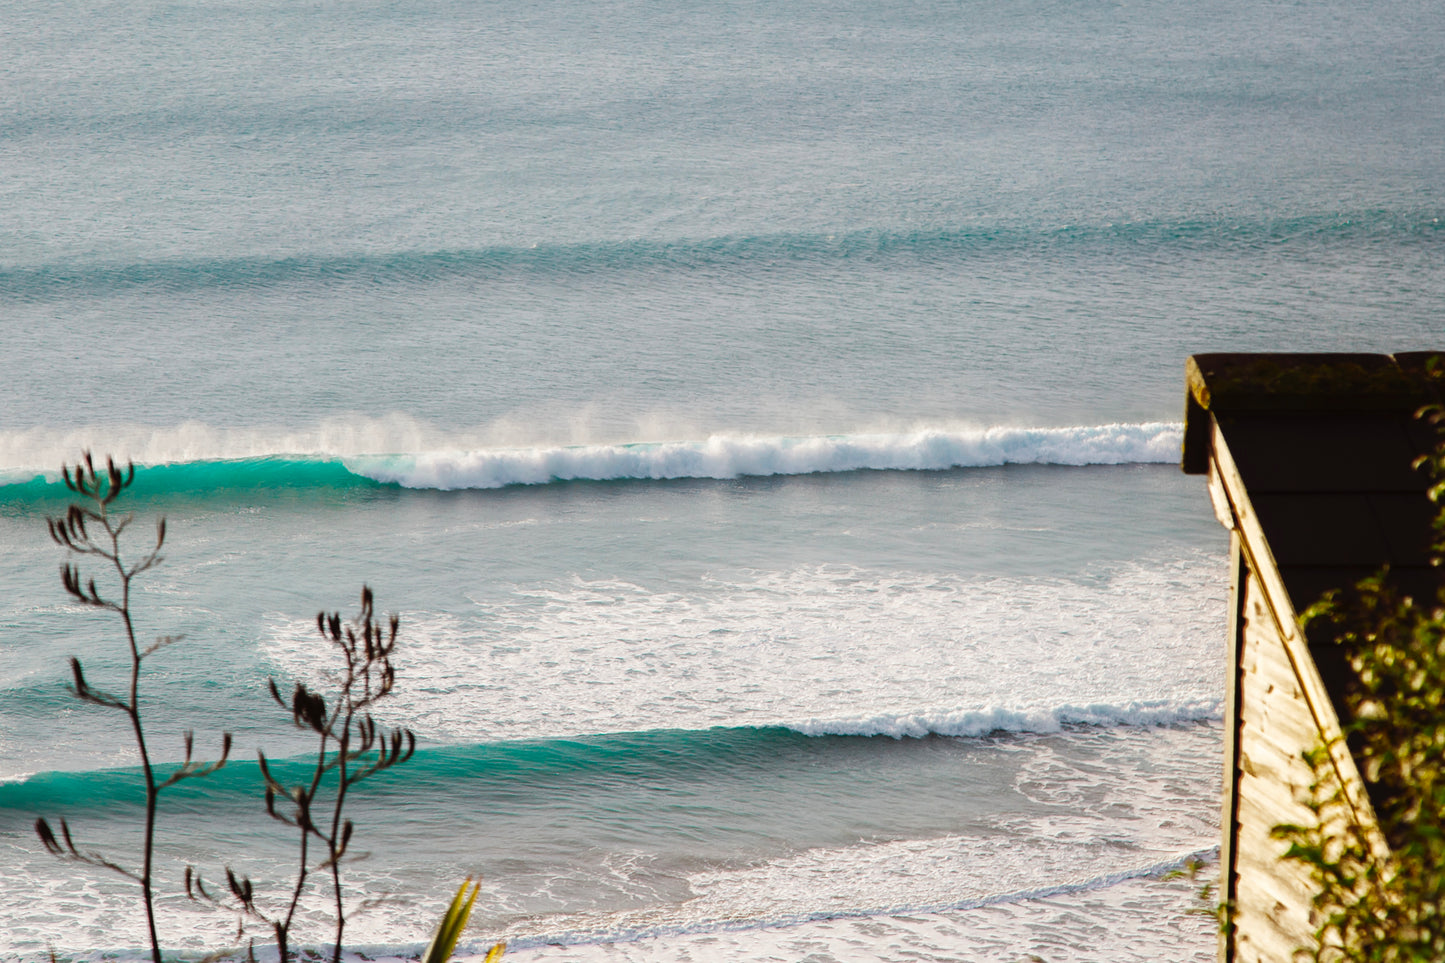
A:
[34, 453, 231, 963]
[422, 879, 504, 963]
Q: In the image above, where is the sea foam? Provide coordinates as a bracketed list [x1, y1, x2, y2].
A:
[0, 422, 1183, 494]
[261, 558, 1227, 746]
[350, 423, 1183, 490]
[786, 699, 1223, 739]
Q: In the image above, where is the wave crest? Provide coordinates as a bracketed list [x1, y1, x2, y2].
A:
[788, 699, 1223, 739]
[0, 423, 1183, 494]
[352, 423, 1183, 489]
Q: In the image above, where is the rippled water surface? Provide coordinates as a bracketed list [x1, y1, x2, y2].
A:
[2, 0, 1442, 958]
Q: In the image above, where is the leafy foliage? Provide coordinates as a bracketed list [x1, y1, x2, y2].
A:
[422, 879, 504, 963]
[1272, 394, 1445, 962]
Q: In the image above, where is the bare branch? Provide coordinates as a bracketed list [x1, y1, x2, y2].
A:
[226, 868, 257, 913]
[40, 452, 227, 963]
[140, 634, 184, 658]
[67, 658, 129, 711]
[35, 817, 139, 882]
[159, 732, 233, 789]
[57, 565, 119, 612]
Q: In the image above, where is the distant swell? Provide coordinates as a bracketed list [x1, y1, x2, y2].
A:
[353, 423, 1183, 489]
[0, 423, 1183, 497]
[3, 210, 1439, 301]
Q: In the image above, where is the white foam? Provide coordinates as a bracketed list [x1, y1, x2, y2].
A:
[0, 722, 1223, 962]
[788, 699, 1222, 739]
[0, 414, 445, 474]
[0, 418, 1181, 481]
[261, 556, 1227, 745]
[350, 423, 1184, 489]
[6, 851, 1220, 963]
[441, 723, 1222, 961]
[483, 861, 1219, 963]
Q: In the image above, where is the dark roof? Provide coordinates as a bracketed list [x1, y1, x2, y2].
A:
[1184, 352, 1444, 745]
[1183, 352, 1444, 614]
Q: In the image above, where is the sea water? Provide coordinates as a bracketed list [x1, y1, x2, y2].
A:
[1, 0, 1442, 960]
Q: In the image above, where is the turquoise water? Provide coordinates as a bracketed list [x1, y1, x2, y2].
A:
[2, 0, 1442, 959]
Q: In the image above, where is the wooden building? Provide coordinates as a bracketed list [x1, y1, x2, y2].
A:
[1181, 352, 1442, 963]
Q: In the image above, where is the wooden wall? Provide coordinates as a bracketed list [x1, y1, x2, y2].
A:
[1225, 555, 1326, 962]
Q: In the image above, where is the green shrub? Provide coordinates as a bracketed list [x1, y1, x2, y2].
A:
[1272, 395, 1445, 962]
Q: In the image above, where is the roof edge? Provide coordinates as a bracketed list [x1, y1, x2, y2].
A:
[1181, 351, 1445, 474]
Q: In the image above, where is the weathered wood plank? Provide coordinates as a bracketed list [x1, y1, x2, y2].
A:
[1223, 485, 1341, 962]
[1242, 707, 1321, 762]
[1237, 755, 1313, 813]
[1237, 845, 1312, 894]
[1232, 831, 1318, 963]
[1239, 673, 1316, 737]
[1212, 422, 1386, 860]
[1236, 596, 1329, 810]
[1234, 853, 1316, 912]
[1236, 776, 1317, 846]
[1240, 654, 1306, 699]
[1233, 884, 1314, 945]
[1240, 693, 1326, 768]
[1239, 657, 1306, 707]
[1240, 628, 1308, 695]
[1209, 461, 1237, 529]
[1233, 896, 1315, 963]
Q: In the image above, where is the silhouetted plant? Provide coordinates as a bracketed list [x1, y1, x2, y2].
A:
[32, 456, 500, 962]
[35, 452, 232, 963]
[187, 586, 417, 963]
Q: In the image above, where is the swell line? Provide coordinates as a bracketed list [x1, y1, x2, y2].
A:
[3, 211, 1439, 301]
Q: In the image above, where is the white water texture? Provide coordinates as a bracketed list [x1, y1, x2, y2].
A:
[263, 556, 1226, 743]
[351, 423, 1184, 490]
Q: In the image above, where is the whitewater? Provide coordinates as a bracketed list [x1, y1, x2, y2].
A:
[0, 422, 1183, 492]
[1, 449, 1232, 961]
[3, 0, 1443, 959]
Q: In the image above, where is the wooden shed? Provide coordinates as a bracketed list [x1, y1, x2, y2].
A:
[1181, 351, 1443, 963]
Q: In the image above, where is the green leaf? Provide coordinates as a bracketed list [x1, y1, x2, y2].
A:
[421, 878, 497, 963]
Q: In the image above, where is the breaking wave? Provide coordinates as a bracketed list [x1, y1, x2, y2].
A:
[352, 423, 1182, 489]
[788, 699, 1222, 739]
[0, 706, 1220, 810]
[0, 423, 1182, 497]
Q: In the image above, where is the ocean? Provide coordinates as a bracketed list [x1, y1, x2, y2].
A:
[1, 0, 1442, 959]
